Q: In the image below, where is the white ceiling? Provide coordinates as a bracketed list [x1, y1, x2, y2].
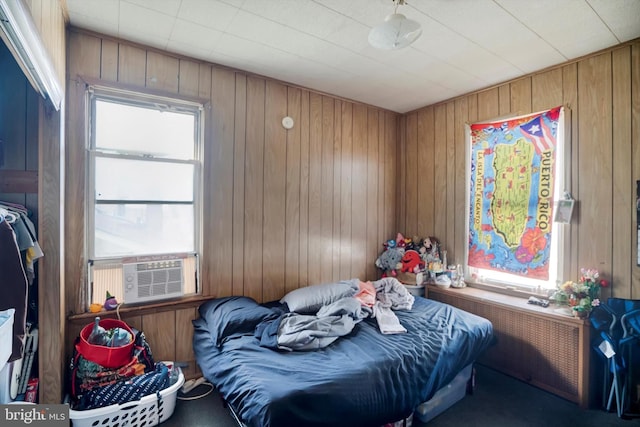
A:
[64, 0, 640, 113]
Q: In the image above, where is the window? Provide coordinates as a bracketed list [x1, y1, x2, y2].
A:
[86, 85, 202, 306]
[464, 107, 566, 293]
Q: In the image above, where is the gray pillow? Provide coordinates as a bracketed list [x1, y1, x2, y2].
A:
[280, 279, 360, 314]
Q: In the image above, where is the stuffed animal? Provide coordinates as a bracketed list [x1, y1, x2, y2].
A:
[104, 291, 119, 311]
[400, 250, 425, 273]
[375, 247, 404, 271]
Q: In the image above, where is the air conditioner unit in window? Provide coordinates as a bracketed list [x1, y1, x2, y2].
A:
[122, 259, 184, 304]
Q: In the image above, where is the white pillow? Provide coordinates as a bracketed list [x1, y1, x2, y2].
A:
[280, 279, 359, 314]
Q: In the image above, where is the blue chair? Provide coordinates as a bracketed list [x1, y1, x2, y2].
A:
[590, 298, 640, 418]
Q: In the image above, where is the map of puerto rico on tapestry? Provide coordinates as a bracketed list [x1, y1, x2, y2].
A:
[467, 106, 563, 280]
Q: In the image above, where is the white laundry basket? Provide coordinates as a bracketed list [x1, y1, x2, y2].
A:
[0, 308, 15, 372]
[69, 367, 184, 427]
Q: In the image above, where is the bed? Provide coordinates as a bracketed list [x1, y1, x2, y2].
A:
[193, 279, 493, 427]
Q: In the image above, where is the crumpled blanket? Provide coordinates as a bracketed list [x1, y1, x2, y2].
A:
[373, 277, 415, 310]
[256, 312, 359, 351]
[257, 278, 416, 350]
[371, 277, 415, 334]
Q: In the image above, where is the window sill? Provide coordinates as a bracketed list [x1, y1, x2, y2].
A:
[427, 284, 587, 324]
[464, 280, 551, 299]
[67, 294, 217, 323]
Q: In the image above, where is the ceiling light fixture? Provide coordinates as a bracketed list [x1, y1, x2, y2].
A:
[368, 0, 422, 50]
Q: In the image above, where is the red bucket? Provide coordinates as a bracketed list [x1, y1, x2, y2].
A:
[76, 318, 134, 368]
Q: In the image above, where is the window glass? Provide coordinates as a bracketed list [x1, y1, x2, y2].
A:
[95, 99, 195, 159]
[94, 204, 194, 258]
[95, 157, 194, 202]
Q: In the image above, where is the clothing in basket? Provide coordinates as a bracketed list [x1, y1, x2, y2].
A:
[74, 362, 170, 410]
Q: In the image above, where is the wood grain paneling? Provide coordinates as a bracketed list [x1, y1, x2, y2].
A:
[611, 47, 632, 299]
[339, 102, 353, 279]
[232, 74, 247, 296]
[263, 81, 287, 301]
[333, 101, 343, 282]
[142, 311, 176, 362]
[351, 104, 368, 279]
[578, 53, 612, 273]
[244, 76, 266, 301]
[430, 286, 590, 408]
[285, 87, 302, 293]
[320, 97, 334, 283]
[632, 43, 640, 298]
[400, 40, 640, 299]
[34, 25, 403, 401]
[417, 107, 435, 237]
[404, 112, 418, 236]
[61, 29, 640, 405]
[366, 108, 379, 281]
[207, 67, 235, 298]
[307, 93, 322, 284]
[118, 44, 146, 86]
[146, 51, 179, 93]
[100, 39, 118, 82]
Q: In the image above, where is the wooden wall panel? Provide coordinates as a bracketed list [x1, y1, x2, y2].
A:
[207, 68, 236, 297]
[244, 76, 266, 301]
[285, 88, 302, 293]
[452, 97, 468, 265]
[404, 113, 418, 236]
[611, 47, 632, 299]
[320, 97, 335, 283]
[477, 87, 499, 121]
[532, 68, 563, 112]
[400, 39, 640, 299]
[366, 108, 379, 280]
[577, 53, 613, 274]
[299, 91, 311, 287]
[632, 44, 640, 298]
[307, 93, 322, 284]
[417, 108, 434, 236]
[100, 39, 119, 82]
[232, 74, 247, 296]
[351, 104, 368, 279]
[178, 59, 200, 97]
[118, 44, 146, 86]
[510, 78, 532, 114]
[433, 105, 447, 244]
[263, 81, 287, 301]
[146, 51, 179, 92]
[384, 112, 397, 245]
[369, 111, 388, 274]
[142, 312, 176, 362]
[333, 101, 343, 282]
[340, 102, 353, 279]
[445, 103, 456, 259]
[498, 84, 511, 116]
[175, 308, 197, 378]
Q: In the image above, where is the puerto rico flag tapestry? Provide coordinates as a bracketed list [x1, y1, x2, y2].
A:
[467, 106, 563, 280]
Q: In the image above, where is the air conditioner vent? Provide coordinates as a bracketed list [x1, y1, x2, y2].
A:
[122, 259, 184, 304]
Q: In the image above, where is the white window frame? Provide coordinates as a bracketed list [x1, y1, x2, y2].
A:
[84, 83, 204, 305]
[463, 108, 568, 294]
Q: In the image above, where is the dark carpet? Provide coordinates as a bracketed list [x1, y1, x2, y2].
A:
[162, 364, 640, 427]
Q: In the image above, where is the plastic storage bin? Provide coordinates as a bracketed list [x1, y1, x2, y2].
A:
[414, 364, 472, 423]
[69, 367, 184, 427]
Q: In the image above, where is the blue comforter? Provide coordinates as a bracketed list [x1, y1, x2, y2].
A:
[193, 296, 493, 427]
